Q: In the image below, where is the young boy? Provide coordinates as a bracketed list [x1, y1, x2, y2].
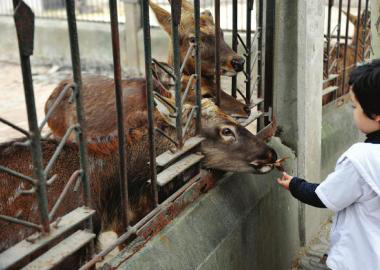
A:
[277, 59, 380, 270]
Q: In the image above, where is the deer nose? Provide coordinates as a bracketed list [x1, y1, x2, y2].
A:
[243, 105, 251, 116]
[231, 57, 245, 72]
[268, 148, 278, 163]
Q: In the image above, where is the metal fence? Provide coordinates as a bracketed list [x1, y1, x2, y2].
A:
[323, 0, 372, 105]
[0, 0, 254, 30]
[0, 0, 274, 268]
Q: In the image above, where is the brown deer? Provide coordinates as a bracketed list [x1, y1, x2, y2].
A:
[1, 83, 277, 254]
[323, 10, 372, 104]
[149, 0, 251, 117]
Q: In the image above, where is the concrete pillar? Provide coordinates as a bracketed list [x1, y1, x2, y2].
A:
[273, 0, 324, 246]
[371, 0, 380, 58]
[123, 0, 141, 73]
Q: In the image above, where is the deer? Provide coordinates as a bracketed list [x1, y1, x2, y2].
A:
[323, 10, 372, 104]
[149, 0, 251, 117]
[1, 83, 278, 255]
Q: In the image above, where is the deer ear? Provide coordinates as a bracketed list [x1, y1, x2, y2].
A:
[343, 10, 357, 25]
[150, 1, 172, 35]
[153, 92, 177, 127]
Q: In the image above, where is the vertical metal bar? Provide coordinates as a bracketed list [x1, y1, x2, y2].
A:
[109, 0, 129, 229]
[257, 0, 264, 130]
[66, 0, 92, 209]
[325, 0, 333, 77]
[214, 0, 221, 106]
[335, 0, 343, 74]
[361, 0, 369, 61]
[194, 0, 202, 134]
[341, 0, 351, 96]
[354, 0, 362, 64]
[171, 1, 184, 148]
[231, 0, 238, 98]
[141, 0, 158, 206]
[13, 0, 50, 233]
[245, 0, 252, 107]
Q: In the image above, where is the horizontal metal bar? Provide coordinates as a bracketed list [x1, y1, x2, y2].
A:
[152, 58, 175, 80]
[156, 136, 204, 167]
[182, 106, 197, 136]
[241, 111, 263, 127]
[23, 229, 95, 270]
[181, 74, 197, 105]
[0, 165, 37, 185]
[323, 73, 339, 84]
[39, 83, 74, 132]
[44, 124, 77, 176]
[322, 85, 339, 96]
[0, 207, 95, 270]
[0, 117, 30, 137]
[180, 43, 195, 74]
[49, 170, 82, 221]
[0, 215, 41, 230]
[156, 153, 203, 186]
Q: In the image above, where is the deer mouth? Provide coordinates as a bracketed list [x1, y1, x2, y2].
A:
[250, 157, 289, 174]
[221, 68, 237, 77]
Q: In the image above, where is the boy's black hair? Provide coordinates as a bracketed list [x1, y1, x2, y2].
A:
[349, 59, 380, 118]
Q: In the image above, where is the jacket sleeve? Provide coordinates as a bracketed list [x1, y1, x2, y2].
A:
[289, 177, 326, 208]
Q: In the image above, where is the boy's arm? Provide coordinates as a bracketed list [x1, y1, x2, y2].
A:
[277, 172, 326, 208]
[289, 177, 326, 208]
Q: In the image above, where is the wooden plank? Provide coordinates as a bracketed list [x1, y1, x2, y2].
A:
[323, 73, 339, 84]
[22, 230, 95, 270]
[157, 153, 204, 186]
[156, 136, 204, 167]
[0, 207, 95, 269]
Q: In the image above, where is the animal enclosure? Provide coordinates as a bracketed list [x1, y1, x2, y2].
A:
[323, 0, 372, 105]
[0, 0, 276, 269]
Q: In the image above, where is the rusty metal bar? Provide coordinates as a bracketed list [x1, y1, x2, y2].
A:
[78, 173, 201, 270]
[181, 74, 197, 105]
[44, 124, 77, 176]
[66, 0, 92, 209]
[48, 170, 81, 221]
[182, 106, 197, 137]
[214, 0, 221, 107]
[152, 58, 175, 79]
[237, 33, 248, 52]
[0, 117, 30, 137]
[141, 0, 159, 206]
[0, 165, 36, 184]
[335, 0, 343, 75]
[13, 0, 50, 234]
[180, 42, 195, 74]
[231, 0, 238, 98]
[257, 0, 264, 130]
[155, 128, 179, 147]
[354, 0, 362, 64]
[39, 83, 73, 132]
[341, 0, 351, 96]
[171, 0, 184, 148]
[0, 215, 41, 231]
[362, 0, 369, 61]
[245, 0, 253, 107]
[194, 0, 201, 134]
[109, 0, 129, 230]
[325, 0, 333, 77]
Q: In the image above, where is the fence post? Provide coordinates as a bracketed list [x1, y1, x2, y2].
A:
[273, 0, 324, 246]
[122, 0, 141, 73]
[371, 0, 380, 58]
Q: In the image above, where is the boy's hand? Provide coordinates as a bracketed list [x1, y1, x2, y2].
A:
[277, 172, 293, 190]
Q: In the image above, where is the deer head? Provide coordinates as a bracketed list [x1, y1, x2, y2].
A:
[149, 0, 245, 77]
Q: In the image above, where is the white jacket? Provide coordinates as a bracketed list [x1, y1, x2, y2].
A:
[316, 143, 380, 270]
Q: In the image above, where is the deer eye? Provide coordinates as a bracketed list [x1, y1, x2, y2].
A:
[188, 36, 196, 44]
[221, 127, 233, 137]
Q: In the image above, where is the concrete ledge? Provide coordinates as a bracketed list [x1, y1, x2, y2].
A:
[104, 138, 300, 270]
